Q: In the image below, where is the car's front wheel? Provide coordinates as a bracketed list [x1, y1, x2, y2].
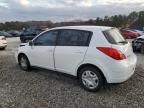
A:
[79, 66, 104, 92]
[18, 54, 31, 71]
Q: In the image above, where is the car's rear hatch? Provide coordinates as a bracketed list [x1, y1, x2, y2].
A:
[103, 28, 134, 58]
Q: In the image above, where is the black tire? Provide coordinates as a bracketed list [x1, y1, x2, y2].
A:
[132, 46, 137, 52]
[18, 54, 31, 71]
[0, 47, 6, 50]
[78, 66, 104, 92]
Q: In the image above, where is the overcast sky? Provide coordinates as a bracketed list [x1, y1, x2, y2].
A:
[0, 0, 144, 22]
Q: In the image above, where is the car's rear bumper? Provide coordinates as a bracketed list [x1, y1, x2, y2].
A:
[107, 54, 137, 83]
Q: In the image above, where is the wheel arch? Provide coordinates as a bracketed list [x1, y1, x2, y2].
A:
[18, 53, 29, 64]
[77, 63, 107, 83]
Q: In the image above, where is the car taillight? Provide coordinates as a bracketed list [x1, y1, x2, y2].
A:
[96, 47, 126, 60]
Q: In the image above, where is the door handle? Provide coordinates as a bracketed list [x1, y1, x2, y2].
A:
[75, 51, 84, 54]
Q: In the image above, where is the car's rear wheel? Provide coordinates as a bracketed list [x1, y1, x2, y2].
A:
[18, 55, 30, 71]
[79, 66, 104, 92]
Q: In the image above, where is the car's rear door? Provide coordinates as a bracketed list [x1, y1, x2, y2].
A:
[28, 30, 58, 70]
[54, 29, 92, 75]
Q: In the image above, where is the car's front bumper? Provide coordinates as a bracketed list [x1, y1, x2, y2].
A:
[0, 43, 7, 48]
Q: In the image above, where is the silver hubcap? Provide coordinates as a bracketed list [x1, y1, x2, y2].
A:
[82, 70, 99, 89]
[20, 57, 27, 69]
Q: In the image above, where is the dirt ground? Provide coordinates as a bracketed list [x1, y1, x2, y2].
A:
[0, 37, 144, 108]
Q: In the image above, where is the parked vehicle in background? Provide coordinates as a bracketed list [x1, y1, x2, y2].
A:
[131, 29, 144, 36]
[132, 35, 144, 52]
[15, 26, 137, 92]
[0, 36, 7, 50]
[120, 29, 139, 39]
[0, 31, 12, 37]
[7, 30, 21, 37]
[20, 27, 45, 43]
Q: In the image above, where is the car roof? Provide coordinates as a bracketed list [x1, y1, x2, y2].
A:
[48, 26, 113, 32]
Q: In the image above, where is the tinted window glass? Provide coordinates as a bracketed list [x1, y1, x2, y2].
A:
[137, 38, 144, 41]
[57, 29, 91, 46]
[34, 30, 58, 46]
[103, 28, 127, 44]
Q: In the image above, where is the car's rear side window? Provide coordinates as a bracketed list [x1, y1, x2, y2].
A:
[103, 28, 127, 44]
[57, 29, 92, 46]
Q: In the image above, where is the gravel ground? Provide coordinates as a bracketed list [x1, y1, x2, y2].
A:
[0, 38, 144, 108]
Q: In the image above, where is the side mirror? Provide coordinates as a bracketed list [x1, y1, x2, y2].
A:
[29, 41, 33, 46]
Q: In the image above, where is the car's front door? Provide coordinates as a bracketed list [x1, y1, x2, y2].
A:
[28, 30, 58, 70]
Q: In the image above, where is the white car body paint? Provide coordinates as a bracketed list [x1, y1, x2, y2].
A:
[0, 36, 7, 48]
[16, 26, 137, 83]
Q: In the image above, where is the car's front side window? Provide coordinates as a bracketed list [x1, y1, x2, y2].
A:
[33, 30, 58, 46]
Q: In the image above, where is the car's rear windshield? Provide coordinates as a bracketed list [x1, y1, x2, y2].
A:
[103, 28, 127, 44]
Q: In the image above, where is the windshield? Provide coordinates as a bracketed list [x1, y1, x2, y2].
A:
[103, 28, 127, 44]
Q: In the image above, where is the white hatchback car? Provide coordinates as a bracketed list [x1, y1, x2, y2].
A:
[15, 26, 137, 91]
[0, 36, 7, 50]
